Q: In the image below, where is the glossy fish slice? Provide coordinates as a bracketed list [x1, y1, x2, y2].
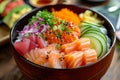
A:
[25, 48, 48, 65]
[64, 51, 84, 68]
[48, 52, 66, 68]
[83, 49, 97, 65]
[61, 38, 90, 54]
[79, 38, 90, 50]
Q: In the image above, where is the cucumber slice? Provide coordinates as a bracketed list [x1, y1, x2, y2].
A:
[80, 22, 101, 36]
[84, 30, 107, 42]
[82, 36, 103, 57]
[81, 27, 101, 36]
[82, 31, 107, 58]
[82, 21, 102, 27]
[80, 25, 91, 32]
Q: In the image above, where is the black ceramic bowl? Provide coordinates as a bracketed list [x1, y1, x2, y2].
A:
[11, 4, 116, 80]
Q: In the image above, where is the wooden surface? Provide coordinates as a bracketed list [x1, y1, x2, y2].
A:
[0, 0, 120, 80]
[0, 23, 10, 46]
[101, 48, 120, 80]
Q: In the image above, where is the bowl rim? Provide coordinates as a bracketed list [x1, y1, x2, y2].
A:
[10, 4, 116, 70]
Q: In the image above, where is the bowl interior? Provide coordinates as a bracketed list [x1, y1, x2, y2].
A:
[11, 4, 116, 68]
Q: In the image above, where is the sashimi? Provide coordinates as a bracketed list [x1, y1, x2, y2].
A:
[79, 38, 90, 50]
[14, 38, 30, 56]
[64, 51, 84, 68]
[48, 52, 66, 68]
[36, 36, 47, 48]
[25, 44, 65, 68]
[82, 49, 97, 65]
[61, 38, 90, 54]
[29, 34, 37, 43]
[61, 39, 81, 54]
[29, 41, 38, 51]
[25, 48, 48, 65]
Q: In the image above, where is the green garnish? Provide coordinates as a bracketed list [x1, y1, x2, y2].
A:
[55, 32, 61, 39]
[53, 20, 72, 37]
[39, 21, 45, 25]
[30, 16, 37, 24]
[29, 9, 73, 40]
[36, 10, 54, 26]
[30, 9, 55, 27]
[56, 44, 61, 50]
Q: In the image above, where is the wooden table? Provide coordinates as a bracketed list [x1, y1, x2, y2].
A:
[0, 0, 120, 80]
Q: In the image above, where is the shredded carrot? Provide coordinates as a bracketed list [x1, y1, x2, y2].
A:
[52, 8, 81, 25]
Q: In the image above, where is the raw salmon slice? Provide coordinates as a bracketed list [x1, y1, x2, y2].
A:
[83, 49, 97, 65]
[61, 38, 90, 54]
[64, 51, 84, 68]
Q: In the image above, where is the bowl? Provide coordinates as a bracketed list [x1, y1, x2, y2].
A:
[10, 4, 116, 80]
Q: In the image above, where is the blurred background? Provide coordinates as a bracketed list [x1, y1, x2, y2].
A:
[0, 0, 120, 80]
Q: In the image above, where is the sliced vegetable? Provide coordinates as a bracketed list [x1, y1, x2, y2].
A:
[81, 27, 101, 36]
[0, 0, 10, 14]
[79, 22, 102, 36]
[82, 30, 107, 57]
[1, 0, 24, 16]
[3, 4, 31, 28]
[80, 21, 102, 27]
[82, 36, 103, 57]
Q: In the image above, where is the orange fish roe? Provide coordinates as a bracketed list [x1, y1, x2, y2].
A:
[53, 8, 81, 25]
[45, 30, 78, 44]
[46, 8, 81, 44]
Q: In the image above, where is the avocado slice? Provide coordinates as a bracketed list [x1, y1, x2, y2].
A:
[3, 4, 32, 28]
[0, 0, 11, 14]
